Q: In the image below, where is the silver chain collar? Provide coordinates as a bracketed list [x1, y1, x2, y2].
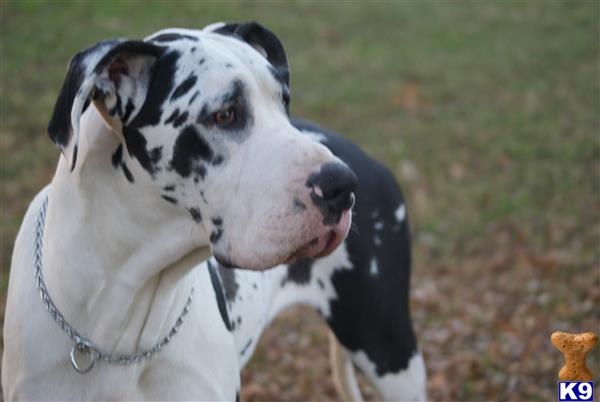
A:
[34, 195, 195, 374]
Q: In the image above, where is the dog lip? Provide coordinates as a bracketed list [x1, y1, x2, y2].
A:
[214, 254, 236, 269]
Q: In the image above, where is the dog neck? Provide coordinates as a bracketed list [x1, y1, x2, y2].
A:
[41, 108, 211, 356]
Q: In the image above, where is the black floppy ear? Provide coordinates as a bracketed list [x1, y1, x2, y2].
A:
[209, 22, 290, 90]
[47, 39, 164, 170]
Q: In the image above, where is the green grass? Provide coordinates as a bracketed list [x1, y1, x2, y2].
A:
[1, 1, 598, 401]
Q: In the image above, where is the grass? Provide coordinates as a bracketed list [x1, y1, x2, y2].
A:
[1, 1, 598, 401]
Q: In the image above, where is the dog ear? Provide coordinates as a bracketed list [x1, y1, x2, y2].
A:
[210, 22, 289, 90]
[47, 39, 165, 171]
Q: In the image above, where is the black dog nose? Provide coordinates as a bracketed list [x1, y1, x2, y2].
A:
[306, 162, 357, 223]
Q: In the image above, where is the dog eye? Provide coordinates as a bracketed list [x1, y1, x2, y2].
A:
[213, 108, 235, 126]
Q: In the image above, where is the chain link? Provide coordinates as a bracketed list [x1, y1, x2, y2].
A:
[34, 195, 194, 369]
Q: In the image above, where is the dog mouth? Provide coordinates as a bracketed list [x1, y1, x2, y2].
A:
[284, 208, 351, 264]
[215, 209, 352, 270]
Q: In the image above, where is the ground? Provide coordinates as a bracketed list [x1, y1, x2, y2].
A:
[1, 2, 598, 401]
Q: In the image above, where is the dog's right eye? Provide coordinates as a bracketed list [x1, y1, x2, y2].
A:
[213, 108, 235, 127]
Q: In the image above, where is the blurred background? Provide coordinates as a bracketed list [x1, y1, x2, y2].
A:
[1, 1, 598, 401]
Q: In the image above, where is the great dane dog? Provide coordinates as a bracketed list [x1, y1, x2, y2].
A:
[2, 22, 425, 401]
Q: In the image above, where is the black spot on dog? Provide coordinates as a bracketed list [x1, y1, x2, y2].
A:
[317, 278, 325, 289]
[170, 125, 213, 177]
[188, 90, 200, 105]
[217, 263, 238, 303]
[149, 146, 162, 165]
[163, 184, 175, 192]
[208, 260, 232, 332]
[123, 126, 161, 174]
[190, 46, 196, 53]
[111, 144, 135, 183]
[173, 111, 189, 128]
[198, 58, 205, 65]
[240, 339, 253, 356]
[188, 207, 202, 222]
[161, 194, 177, 204]
[194, 164, 207, 179]
[150, 33, 199, 43]
[165, 108, 180, 125]
[170, 74, 197, 101]
[283, 257, 313, 286]
[224, 62, 233, 68]
[212, 154, 224, 166]
[252, 283, 257, 290]
[210, 228, 223, 244]
[122, 99, 135, 123]
[111, 144, 124, 169]
[212, 217, 223, 226]
[121, 164, 134, 183]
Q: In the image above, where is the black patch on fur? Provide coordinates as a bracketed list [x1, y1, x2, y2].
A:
[161, 194, 177, 204]
[284, 257, 313, 286]
[173, 111, 189, 128]
[217, 263, 238, 303]
[121, 164, 134, 182]
[195, 164, 207, 179]
[163, 184, 175, 192]
[240, 339, 253, 356]
[211, 154, 224, 166]
[317, 278, 325, 289]
[188, 207, 202, 222]
[210, 228, 223, 244]
[165, 108, 180, 125]
[111, 144, 135, 183]
[122, 126, 163, 175]
[170, 125, 213, 177]
[170, 74, 197, 101]
[122, 99, 135, 123]
[212, 217, 223, 226]
[149, 146, 162, 164]
[191, 46, 196, 53]
[208, 260, 232, 332]
[188, 90, 200, 105]
[128, 50, 180, 129]
[198, 58, 205, 65]
[111, 144, 124, 168]
[150, 33, 198, 43]
[224, 62, 233, 68]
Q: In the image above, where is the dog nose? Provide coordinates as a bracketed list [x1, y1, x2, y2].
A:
[306, 162, 357, 223]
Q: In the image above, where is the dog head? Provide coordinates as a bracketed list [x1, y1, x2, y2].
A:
[47, 22, 356, 270]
